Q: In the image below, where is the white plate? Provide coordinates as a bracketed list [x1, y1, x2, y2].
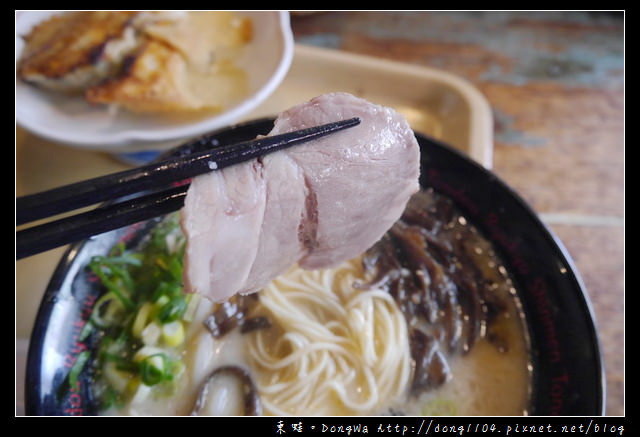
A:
[15, 11, 294, 152]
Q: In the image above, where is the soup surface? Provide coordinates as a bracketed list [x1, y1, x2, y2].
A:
[87, 189, 531, 416]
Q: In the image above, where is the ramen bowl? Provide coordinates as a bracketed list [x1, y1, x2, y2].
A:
[24, 119, 605, 416]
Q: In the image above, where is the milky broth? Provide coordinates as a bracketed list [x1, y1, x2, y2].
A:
[391, 308, 531, 416]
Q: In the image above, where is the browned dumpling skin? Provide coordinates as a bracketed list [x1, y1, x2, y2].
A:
[17, 11, 139, 93]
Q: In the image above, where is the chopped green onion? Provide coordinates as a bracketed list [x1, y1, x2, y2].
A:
[182, 293, 201, 322]
[107, 242, 143, 265]
[139, 353, 169, 386]
[132, 302, 153, 339]
[68, 350, 90, 390]
[101, 352, 139, 373]
[157, 296, 187, 324]
[422, 398, 457, 416]
[166, 256, 183, 281]
[85, 213, 192, 409]
[141, 321, 162, 346]
[89, 263, 135, 311]
[151, 282, 182, 303]
[90, 292, 127, 328]
[133, 345, 165, 362]
[78, 320, 94, 342]
[103, 361, 134, 393]
[161, 321, 185, 347]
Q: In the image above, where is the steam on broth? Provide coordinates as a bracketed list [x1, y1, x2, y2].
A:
[87, 188, 531, 416]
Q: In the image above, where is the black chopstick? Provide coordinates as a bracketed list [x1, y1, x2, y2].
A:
[16, 117, 361, 226]
[16, 185, 188, 260]
[16, 117, 361, 259]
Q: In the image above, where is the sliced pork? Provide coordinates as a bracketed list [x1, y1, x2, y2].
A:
[181, 161, 266, 300]
[181, 92, 421, 302]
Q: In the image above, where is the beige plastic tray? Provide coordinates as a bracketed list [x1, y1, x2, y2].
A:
[244, 44, 494, 167]
[16, 44, 494, 413]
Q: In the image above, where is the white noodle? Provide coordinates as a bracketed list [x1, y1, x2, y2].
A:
[246, 258, 412, 416]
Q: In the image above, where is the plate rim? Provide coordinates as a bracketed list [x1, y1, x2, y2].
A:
[15, 11, 295, 148]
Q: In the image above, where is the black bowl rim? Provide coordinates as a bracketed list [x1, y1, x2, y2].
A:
[419, 134, 606, 416]
[24, 118, 606, 416]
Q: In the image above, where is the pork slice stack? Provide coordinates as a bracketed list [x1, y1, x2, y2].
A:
[181, 92, 421, 302]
